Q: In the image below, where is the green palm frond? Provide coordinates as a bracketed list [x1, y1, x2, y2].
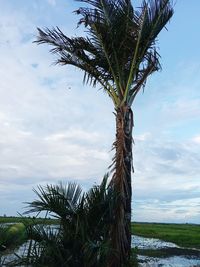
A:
[26, 224, 60, 243]
[18, 177, 116, 267]
[24, 182, 82, 219]
[123, 0, 173, 105]
[36, 27, 119, 106]
[74, 0, 137, 95]
[36, 0, 173, 108]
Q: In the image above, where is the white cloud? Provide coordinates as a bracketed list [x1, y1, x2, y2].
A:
[135, 132, 151, 141]
[0, 4, 113, 191]
[46, 0, 57, 6]
[0, 0, 200, 223]
[45, 128, 102, 143]
[192, 135, 200, 144]
[161, 98, 200, 122]
[132, 136, 200, 223]
[133, 198, 200, 223]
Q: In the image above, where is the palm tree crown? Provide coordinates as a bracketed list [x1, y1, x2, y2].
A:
[36, 0, 173, 108]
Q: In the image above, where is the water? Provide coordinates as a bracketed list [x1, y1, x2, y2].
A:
[0, 241, 30, 266]
[138, 255, 200, 267]
[1, 230, 200, 267]
[132, 235, 179, 250]
[132, 235, 200, 267]
[0, 224, 58, 266]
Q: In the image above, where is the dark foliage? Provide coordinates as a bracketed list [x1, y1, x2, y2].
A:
[11, 175, 118, 267]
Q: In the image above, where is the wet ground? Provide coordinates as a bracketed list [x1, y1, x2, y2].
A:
[132, 235, 180, 250]
[0, 241, 29, 266]
[1, 232, 200, 266]
[132, 235, 200, 267]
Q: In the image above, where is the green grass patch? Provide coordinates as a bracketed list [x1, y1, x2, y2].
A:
[0, 223, 27, 251]
[132, 222, 200, 249]
[0, 217, 59, 252]
[0, 216, 58, 225]
[0, 218, 57, 251]
[136, 247, 200, 258]
[136, 248, 170, 258]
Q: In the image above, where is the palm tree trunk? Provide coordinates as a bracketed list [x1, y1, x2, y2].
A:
[110, 105, 133, 267]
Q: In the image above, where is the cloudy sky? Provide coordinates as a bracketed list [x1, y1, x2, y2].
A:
[0, 0, 200, 223]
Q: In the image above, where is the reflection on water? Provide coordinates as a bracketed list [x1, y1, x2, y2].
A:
[1, 241, 29, 266]
[132, 235, 200, 267]
[138, 255, 200, 267]
[132, 235, 179, 250]
[1, 232, 200, 267]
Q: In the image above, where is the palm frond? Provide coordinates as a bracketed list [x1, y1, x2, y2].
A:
[18, 177, 116, 267]
[24, 182, 82, 220]
[123, 0, 173, 104]
[36, 27, 119, 105]
[36, 0, 173, 107]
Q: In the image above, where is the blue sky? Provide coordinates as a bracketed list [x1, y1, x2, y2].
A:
[0, 0, 200, 223]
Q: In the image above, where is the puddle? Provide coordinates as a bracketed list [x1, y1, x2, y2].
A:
[138, 255, 200, 267]
[132, 235, 200, 267]
[0, 241, 30, 266]
[132, 235, 179, 250]
[1, 231, 200, 267]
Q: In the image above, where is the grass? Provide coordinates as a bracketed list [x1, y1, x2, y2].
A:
[137, 247, 200, 258]
[1, 219, 199, 264]
[132, 222, 200, 249]
[1, 218, 199, 249]
[0, 223, 27, 251]
[0, 216, 58, 225]
[0, 217, 58, 252]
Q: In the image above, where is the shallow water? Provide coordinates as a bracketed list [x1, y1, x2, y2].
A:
[132, 235, 200, 267]
[138, 255, 200, 267]
[132, 235, 179, 250]
[2, 231, 200, 267]
[0, 241, 29, 266]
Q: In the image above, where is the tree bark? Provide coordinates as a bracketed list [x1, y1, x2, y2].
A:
[109, 105, 133, 267]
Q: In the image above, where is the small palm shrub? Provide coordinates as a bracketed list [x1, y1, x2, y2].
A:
[12, 175, 118, 267]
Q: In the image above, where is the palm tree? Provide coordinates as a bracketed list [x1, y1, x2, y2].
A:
[35, 0, 173, 266]
[12, 176, 116, 267]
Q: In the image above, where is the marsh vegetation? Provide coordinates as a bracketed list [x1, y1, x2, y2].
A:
[132, 222, 200, 249]
[1, 218, 199, 267]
